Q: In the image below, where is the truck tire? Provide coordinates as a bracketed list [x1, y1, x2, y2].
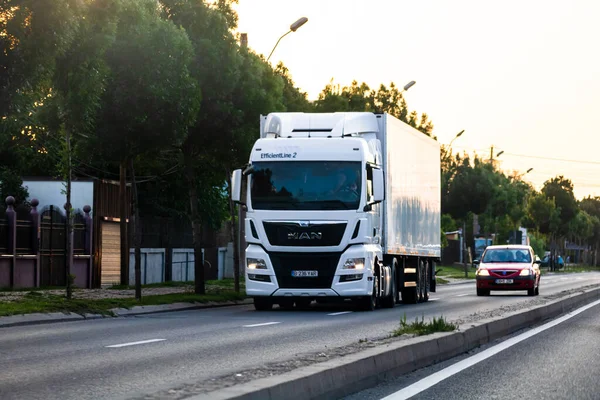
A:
[359, 274, 378, 311]
[381, 261, 396, 309]
[254, 297, 273, 311]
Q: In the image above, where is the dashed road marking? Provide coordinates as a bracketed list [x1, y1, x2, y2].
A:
[106, 339, 166, 348]
[328, 311, 353, 316]
[243, 322, 281, 328]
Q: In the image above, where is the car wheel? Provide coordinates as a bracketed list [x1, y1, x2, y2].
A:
[527, 287, 535, 296]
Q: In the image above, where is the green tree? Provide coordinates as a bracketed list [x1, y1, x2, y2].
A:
[541, 176, 578, 236]
[526, 192, 560, 235]
[90, 0, 200, 299]
[313, 80, 434, 137]
[160, 0, 245, 294]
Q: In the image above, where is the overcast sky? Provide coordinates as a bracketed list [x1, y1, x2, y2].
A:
[235, 0, 600, 199]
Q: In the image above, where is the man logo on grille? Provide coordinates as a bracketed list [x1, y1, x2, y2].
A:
[288, 232, 322, 240]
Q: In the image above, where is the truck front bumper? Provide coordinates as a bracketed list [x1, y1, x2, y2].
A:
[245, 245, 375, 298]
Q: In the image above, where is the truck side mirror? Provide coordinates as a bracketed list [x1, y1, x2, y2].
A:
[372, 167, 384, 203]
[231, 169, 243, 203]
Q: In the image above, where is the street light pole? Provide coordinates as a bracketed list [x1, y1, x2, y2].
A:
[267, 17, 308, 62]
[448, 129, 465, 148]
[400, 80, 416, 94]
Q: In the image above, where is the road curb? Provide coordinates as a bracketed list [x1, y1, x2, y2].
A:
[188, 286, 600, 400]
[0, 299, 253, 328]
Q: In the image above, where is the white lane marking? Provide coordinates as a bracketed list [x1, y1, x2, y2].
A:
[428, 298, 440, 301]
[105, 339, 166, 348]
[381, 298, 600, 400]
[243, 322, 281, 328]
[328, 311, 353, 316]
[456, 294, 470, 297]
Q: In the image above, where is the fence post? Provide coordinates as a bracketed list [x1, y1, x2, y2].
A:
[6, 196, 16, 288]
[84, 205, 93, 289]
[30, 199, 40, 287]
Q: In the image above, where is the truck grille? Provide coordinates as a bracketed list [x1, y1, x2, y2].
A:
[263, 222, 347, 247]
[270, 252, 341, 289]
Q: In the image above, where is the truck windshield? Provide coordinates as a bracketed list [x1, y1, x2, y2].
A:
[250, 161, 362, 210]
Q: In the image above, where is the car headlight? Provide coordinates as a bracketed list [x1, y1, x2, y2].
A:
[520, 269, 532, 276]
[247, 258, 267, 270]
[343, 258, 365, 270]
[477, 269, 489, 276]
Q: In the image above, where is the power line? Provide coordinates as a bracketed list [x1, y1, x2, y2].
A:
[502, 152, 600, 166]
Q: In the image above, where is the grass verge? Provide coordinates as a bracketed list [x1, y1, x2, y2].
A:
[0, 290, 247, 317]
[437, 264, 476, 280]
[392, 314, 458, 337]
[108, 278, 244, 290]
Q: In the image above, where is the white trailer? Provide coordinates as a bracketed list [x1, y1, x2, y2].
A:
[231, 112, 440, 310]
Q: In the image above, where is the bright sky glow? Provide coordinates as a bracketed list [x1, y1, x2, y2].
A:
[235, 0, 600, 199]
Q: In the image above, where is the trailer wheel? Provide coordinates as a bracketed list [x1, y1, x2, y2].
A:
[254, 297, 273, 311]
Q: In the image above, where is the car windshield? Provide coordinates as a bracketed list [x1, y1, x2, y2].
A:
[250, 161, 361, 211]
[482, 249, 532, 263]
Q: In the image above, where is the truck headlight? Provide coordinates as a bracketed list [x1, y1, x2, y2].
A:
[247, 258, 267, 270]
[520, 269, 532, 276]
[477, 269, 489, 276]
[343, 258, 365, 270]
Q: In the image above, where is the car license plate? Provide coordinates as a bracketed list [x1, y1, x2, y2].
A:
[292, 270, 318, 277]
[495, 279, 513, 284]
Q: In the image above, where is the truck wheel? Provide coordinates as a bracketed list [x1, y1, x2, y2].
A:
[254, 297, 273, 311]
[381, 262, 396, 309]
[360, 274, 378, 311]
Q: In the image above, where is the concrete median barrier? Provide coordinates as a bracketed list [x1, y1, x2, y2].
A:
[190, 286, 600, 400]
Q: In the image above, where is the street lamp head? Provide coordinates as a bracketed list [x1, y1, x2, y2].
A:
[496, 150, 504, 157]
[403, 80, 416, 91]
[290, 17, 308, 32]
[526, 168, 533, 173]
[455, 129, 465, 139]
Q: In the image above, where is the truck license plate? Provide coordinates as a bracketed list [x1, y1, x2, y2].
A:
[495, 279, 513, 284]
[292, 270, 318, 277]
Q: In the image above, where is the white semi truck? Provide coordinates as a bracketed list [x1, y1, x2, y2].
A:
[231, 112, 440, 311]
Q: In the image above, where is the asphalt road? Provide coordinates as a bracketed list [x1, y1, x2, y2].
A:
[0, 272, 599, 400]
[343, 296, 600, 400]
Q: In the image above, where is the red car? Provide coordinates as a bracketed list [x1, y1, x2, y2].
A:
[475, 245, 541, 296]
